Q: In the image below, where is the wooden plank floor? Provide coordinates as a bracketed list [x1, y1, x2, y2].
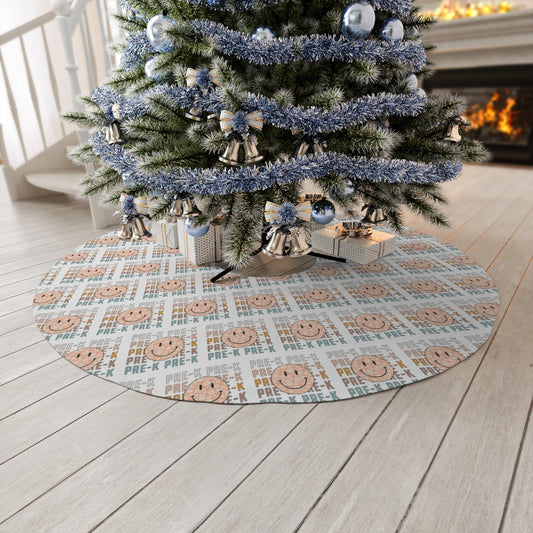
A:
[0, 164, 531, 533]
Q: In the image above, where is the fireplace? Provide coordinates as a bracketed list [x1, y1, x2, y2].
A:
[424, 64, 533, 164]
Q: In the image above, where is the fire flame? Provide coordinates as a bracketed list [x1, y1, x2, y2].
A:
[426, 1, 513, 20]
[466, 91, 523, 141]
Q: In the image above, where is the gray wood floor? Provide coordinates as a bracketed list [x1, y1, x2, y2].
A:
[0, 164, 532, 533]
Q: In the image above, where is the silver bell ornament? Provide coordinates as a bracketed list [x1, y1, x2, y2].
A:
[106, 121, 125, 145]
[288, 227, 312, 257]
[219, 139, 242, 165]
[380, 18, 404, 42]
[118, 221, 133, 240]
[361, 203, 387, 224]
[311, 198, 336, 225]
[146, 14, 174, 52]
[442, 116, 469, 143]
[243, 135, 263, 164]
[169, 197, 183, 217]
[185, 107, 204, 121]
[296, 139, 326, 158]
[181, 197, 201, 218]
[131, 217, 151, 241]
[342, 2, 375, 39]
[185, 217, 210, 237]
[263, 226, 290, 258]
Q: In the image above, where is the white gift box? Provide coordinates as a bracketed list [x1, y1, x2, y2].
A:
[152, 219, 179, 249]
[311, 225, 396, 264]
[176, 219, 224, 266]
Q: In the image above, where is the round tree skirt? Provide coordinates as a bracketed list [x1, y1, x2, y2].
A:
[33, 228, 499, 404]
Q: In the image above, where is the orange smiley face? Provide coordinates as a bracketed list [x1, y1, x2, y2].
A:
[403, 242, 430, 251]
[416, 308, 454, 326]
[453, 255, 477, 266]
[117, 307, 152, 325]
[97, 236, 119, 245]
[221, 327, 258, 348]
[113, 249, 139, 258]
[185, 300, 217, 316]
[247, 294, 278, 309]
[358, 284, 388, 298]
[362, 262, 388, 273]
[144, 336, 184, 361]
[33, 291, 63, 306]
[77, 267, 106, 279]
[133, 263, 160, 274]
[163, 247, 181, 254]
[290, 320, 326, 341]
[95, 285, 128, 299]
[157, 279, 186, 292]
[304, 289, 334, 303]
[425, 346, 465, 370]
[271, 364, 314, 394]
[215, 274, 239, 286]
[62, 252, 88, 262]
[184, 376, 229, 403]
[411, 280, 442, 293]
[64, 347, 104, 370]
[355, 313, 391, 332]
[351, 355, 394, 382]
[314, 265, 340, 277]
[42, 315, 81, 335]
[474, 302, 499, 318]
[462, 276, 495, 289]
[408, 259, 435, 270]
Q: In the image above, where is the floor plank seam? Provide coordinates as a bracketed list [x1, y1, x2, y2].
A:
[0, 388, 127, 467]
[497, 384, 533, 531]
[0, 357, 61, 388]
[89, 405, 246, 532]
[292, 390, 401, 533]
[189, 404, 319, 533]
[394, 260, 531, 533]
[0, 398, 177, 526]
[0, 340, 44, 360]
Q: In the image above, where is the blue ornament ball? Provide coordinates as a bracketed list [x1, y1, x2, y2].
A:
[341, 180, 355, 197]
[342, 2, 375, 40]
[185, 218, 210, 237]
[416, 88, 427, 98]
[404, 26, 420, 40]
[144, 57, 161, 80]
[311, 199, 336, 225]
[405, 74, 418, 92]
[146, 14, 174, 52]
[252, 27, 275, 41]
[380, 18, 404, 42]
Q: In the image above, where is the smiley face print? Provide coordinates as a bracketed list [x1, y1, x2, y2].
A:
[453, 255, 477, 266]
[304, 289, 334, 303]
[64, 347, 104, 370]
[184, 377, 229, 403]
[416, 308, 454, 326]
[33, 291, 63, 306]
[117, 307, 152, 325]
[355, 313, 391, 333]
[407, 259, 435, 270]
[144, 336, 184, 361]
[42, 315, 81, 335]
[113, 249, 139, 258]
[247, 294, 278, 309]
[216, 274, 239, 286]
[403, 242, 430, 252]
[77, 267, 106, 279]
[362, 262, 388, 273]
[271, 364, 314, 394]
[290, 320, 326, 341]
[133, 263, 160, 274]
[314, 265, 340, 277]
[97, 236, 119, 245]
[222, 327, 258, 348]
[162, 247, 181, 254]
[351, 356, 394, 382]
[425, 346, 465, 370]
[185, 300, 217, 316]
[474, 302, 499, 318]
[62, 252, 88, 262]
[410, 280, 442, 293]
[358, 284, 389, 298]
[95, 285, 128, 299]
[157, 279, 186, 292]
[462, 276, 495, 289]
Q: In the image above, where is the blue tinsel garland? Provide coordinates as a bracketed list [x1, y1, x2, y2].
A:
[120, 33, 154, 72]
[94, 85, 427, 136]
[90, 130, 462, 195]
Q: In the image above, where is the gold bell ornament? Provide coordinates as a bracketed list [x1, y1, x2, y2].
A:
[263, 226, 290, 258]
[219, 138, 242, 166]
[442, 115, 470, 143]
[118, 220, 133, 240]
[361, 203, 387, 224]
[131, 216, 152, 241]
[180, 197, 201, 218]
[287, 227, 312, 257]
[106, 121, 125, 145]
[169, 197, 184, 217]
[243, 134, 263, 164]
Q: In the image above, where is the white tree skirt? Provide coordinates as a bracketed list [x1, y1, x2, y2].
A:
[33, 228, 499, 404]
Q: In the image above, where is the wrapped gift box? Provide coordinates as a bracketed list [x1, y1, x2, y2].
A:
[311, 225, 396, 264]
[176, 219, 224, 266]
[152, 218, 179, 249]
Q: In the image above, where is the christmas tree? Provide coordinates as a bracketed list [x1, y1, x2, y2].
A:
[65, 0, 487, 266]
